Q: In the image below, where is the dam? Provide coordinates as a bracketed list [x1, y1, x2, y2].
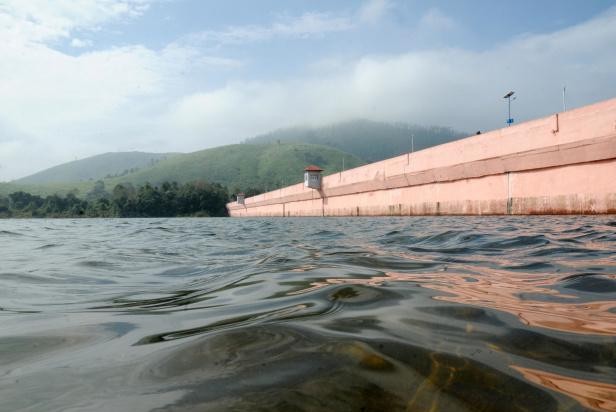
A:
[227, 97, 616, 217]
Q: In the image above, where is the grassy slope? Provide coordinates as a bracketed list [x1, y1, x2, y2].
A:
[107, 143, 364, 191]
[15, 152, 177, 185]
[1, 143, 364, 197]
[3, 119, 466, 198]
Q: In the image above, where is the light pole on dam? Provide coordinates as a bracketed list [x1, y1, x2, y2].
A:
[504, 91, 515, 126]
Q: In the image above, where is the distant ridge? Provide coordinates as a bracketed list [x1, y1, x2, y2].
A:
[2, 143, 364, 197]
[6, 119, 466, 197]
[15, 152, 175, 184]
[104, 143, 365, 192]
[245, 119, 467, 162]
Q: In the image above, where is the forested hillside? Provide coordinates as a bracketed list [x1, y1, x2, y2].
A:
[2, 143, 363, 198]
[103, 143, 363, 193]
[4, 119, 466, 202]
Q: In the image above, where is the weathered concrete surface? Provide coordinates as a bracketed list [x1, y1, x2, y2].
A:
[228, 98, 616, 217]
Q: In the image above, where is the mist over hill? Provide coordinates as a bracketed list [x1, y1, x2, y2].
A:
[5, 119, 468, 198]
[246, 119, 467, 162]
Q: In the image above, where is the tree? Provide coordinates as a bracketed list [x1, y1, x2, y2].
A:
[86, 180, 110, 202]
[2, 180, 229, 219]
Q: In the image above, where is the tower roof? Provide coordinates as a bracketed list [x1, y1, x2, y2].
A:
[304, 165, 323, 172]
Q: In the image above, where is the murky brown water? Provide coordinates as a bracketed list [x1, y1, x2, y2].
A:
[1, 217, 615, 411]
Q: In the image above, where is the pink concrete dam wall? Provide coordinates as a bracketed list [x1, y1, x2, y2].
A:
[228, 98, 616, 217]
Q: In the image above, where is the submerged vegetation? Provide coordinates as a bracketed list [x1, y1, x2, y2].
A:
[0, 180, 229, 218]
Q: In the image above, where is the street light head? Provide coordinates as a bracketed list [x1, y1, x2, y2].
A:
[503, 91, 515, 99]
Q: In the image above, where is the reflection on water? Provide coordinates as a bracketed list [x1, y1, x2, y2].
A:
[1, 216, 615, 411]
[512, 366, 616, 412]
[295, 270, 616, 336]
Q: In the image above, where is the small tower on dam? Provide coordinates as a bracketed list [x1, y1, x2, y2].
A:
[236, 192, 245, 205]
[304, 165, 323, 189]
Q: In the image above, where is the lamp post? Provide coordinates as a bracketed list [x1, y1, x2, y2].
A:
[503, 91, 515, 126]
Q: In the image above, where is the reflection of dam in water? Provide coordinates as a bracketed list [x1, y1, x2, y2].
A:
[289, 265, 616, 411]
[228, 97, 616, 217]
[292, 270, 616, 336]
[2, 217, 616, 411]
[513, 366, 616, 412]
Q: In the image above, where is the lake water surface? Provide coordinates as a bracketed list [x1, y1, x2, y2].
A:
[1, 217, 616, 411]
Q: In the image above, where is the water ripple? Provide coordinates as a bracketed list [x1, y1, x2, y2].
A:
[1, 216, 615, 411]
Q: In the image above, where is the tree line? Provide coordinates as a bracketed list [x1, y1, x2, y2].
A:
[0, 181, 229, 218]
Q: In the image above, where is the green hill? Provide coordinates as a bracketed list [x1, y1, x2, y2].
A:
[246, 119, 467, 162]
[3, 119, 467, 199]
[1, 143, 364, 197]
[15, 152, 176, 185]
[106, 143, 363, 192]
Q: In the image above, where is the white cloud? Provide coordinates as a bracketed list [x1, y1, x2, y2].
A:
[70, 38, 93, 48]
[358, 0, 391, 24]
[0, 0, 151, 45]
[0, 36, 240, 180]
[417, 8, 456, 32]
[1, 2, 615, 182]
[189, 12, 354, 46]
[1, 43, 161, 133]
[0, 0, 247, 181]
[166, 7, 616, 149]
[185, 0, 390, 47]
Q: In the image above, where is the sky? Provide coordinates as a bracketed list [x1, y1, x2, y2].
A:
[1, 0, 615, 181]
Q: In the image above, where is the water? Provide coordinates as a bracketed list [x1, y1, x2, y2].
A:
[1, 217, 616, 412]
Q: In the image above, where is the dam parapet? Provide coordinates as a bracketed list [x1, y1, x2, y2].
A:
[228, 97, 616, 216]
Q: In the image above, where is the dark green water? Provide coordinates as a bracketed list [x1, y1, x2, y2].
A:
[1, 217, 615, 411]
